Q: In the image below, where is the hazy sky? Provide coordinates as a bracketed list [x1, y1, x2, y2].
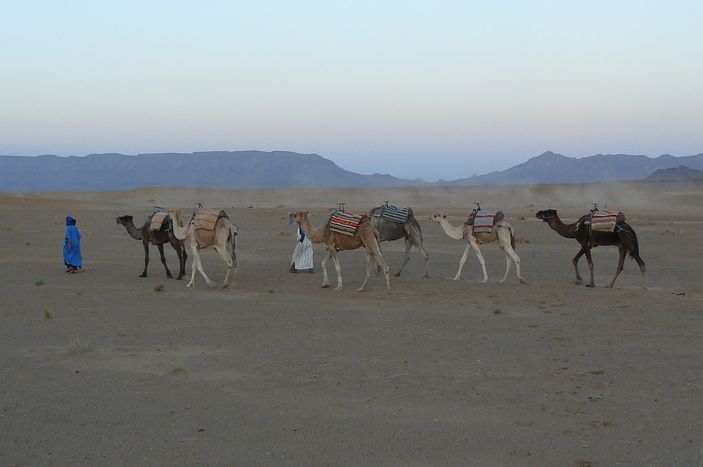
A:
[2, 1, 702, 180]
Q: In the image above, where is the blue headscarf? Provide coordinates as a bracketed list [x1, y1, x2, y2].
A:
[66, 216, 76, 226]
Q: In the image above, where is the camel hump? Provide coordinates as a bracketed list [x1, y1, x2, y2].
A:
[192, 207, 227, 231]
[149, 211, 169, 232]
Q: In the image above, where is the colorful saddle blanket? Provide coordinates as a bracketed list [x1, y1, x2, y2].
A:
[380, 205, 410, 224]
[192, 207, 227, 231]
[589, 211, 625, 232]
[466, 210, 504, 233]
[149, 211, 169, 232]
[329, 210, 363, 236]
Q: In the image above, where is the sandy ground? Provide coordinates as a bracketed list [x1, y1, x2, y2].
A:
[1, 182, 702, 466]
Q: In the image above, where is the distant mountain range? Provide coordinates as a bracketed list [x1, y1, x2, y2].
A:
[644, 165, 703, 181]
[437, 151, 703, 185]
[1, 150, 702, 192]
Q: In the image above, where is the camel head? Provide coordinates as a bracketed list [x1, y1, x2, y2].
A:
[429, 212, 448, 223]
[535, 209, 558, 222]
[288, 211, 309, 224]
[115, 215, 133, 226]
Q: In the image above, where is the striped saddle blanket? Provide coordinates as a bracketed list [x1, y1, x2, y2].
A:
[149, 211, 169, 232]
[192, 207, 227, 231]
[467, 210, 503, 234]
[329, 210, 363, 236]
[381, 205, 410, 224]
[589, 211, 624, 232]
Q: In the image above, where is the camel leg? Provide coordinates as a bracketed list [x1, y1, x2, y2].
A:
[140, 241, 149, 277]
[607, 247, 627, 288]
[410, 232, 429, 278]
[367, 238, 391, 293]
[332, 254, 343, 291]
[453, 243, 471, 280]
[500, 254, 511, 282]
[584, 249, 595, 287]
[214, 245, 234, 289]
[633, 254, 647, 288]
[501, 244, 524, 284]
[186, 247, 198, 287]
[157, 243, 173, 279]
[471, 242, 488, 283]
[321, 251, 332, 288]
[358, 251, 374, 292]
[395, 238, 413, 277]
[572, 247, 586, 284]
[171, 237, 186, 280]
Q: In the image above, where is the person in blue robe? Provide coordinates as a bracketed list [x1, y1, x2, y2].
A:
[63, 216, 82, 272]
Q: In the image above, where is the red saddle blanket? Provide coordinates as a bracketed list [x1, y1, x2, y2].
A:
[329, 210, 364, 236]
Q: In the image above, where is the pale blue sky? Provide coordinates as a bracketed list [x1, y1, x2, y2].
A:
[1, 1, 702, 180]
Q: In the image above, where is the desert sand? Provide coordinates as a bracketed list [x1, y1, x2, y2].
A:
[1, 182, 702, 466]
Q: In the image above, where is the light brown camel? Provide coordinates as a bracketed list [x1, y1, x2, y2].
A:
[289, 211, 391, 293]
[169, 208, 238, 289]
[430, 213, 525, 284]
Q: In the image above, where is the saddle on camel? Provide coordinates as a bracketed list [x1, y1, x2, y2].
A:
[464, 203, 505, 239]
[149, 209, 171, 232]
[190, 206, 231, 248]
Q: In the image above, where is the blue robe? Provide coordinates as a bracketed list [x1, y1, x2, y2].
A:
[63, 225, 82, 268]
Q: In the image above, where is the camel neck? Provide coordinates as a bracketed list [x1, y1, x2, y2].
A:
[123, 221, 143, 240]
[547, 216, 577, 238]
[439, 218, 465, 240]
[298, 218, 325, 243]
[169, 211, 188, 241]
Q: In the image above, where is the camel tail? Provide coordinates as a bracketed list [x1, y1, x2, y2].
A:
[227, 223, 238, 260]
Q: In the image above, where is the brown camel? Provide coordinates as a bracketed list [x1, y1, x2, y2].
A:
[535, 209, 646, 288]
[289, 211, 391, 293]
[369, 205, 429, 277]
[116, 214, 187, 280]
[169, 208, 238, 289]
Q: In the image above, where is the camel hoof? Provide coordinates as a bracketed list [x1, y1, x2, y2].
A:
[394, 272, 401, 277]
[139, 274, 147, 278]
[206, 282, 216, 289]
[321, 284, 330, 289]
[585, 284, 595, 288]
[334, 286, 343, 291]
[422, 274, 429, 279]
[221, 284, 229, 289]
[452, 277, 461, 281]
[499, 279, 506, 284]
[481, 279, 488, 284]
[175, 277, 183, 281]
[356, 287, 366, 292]
[186, 282, 194, 288]
[519, 279, 527, 285]
[166, 275, 173, 279]
[605, 285, 614, 289]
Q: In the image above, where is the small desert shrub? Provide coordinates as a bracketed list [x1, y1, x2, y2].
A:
[517, 214, 525, 220]
[493, 309, 503, 315]
[44, 309, 54, 320]
[68, 338, 90, 354]
[35, 279, 45, 287]
[154, 284, 165, 292]
[24, 241, 31, 246]
[171, 366, 187, 375]
[268, 289, 275, 294]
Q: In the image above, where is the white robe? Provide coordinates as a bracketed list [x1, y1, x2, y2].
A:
[291, 227, 314, 270]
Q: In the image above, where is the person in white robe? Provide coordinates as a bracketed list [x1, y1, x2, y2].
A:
[290, 225, 314, 273]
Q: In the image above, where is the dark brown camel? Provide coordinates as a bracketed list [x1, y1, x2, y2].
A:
[535, 209, 646, 288]
[116, 214, 187, 280]
[369, 206, 429, 277]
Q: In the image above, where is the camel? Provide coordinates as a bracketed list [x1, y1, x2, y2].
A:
[289, 211, 391, 293]
[115, 214, 187, 280]
[535, 209, 646, 288]
[168, 208, 238, 289]
[429, 212, 525, 284]
[369, 205, 429, 277]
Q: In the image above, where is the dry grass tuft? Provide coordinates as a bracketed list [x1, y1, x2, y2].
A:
[153, 284, 165, 292]
[35, 279, 45, 287]
[67, 338, 90, 354]
[44, 309, 54, 320]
